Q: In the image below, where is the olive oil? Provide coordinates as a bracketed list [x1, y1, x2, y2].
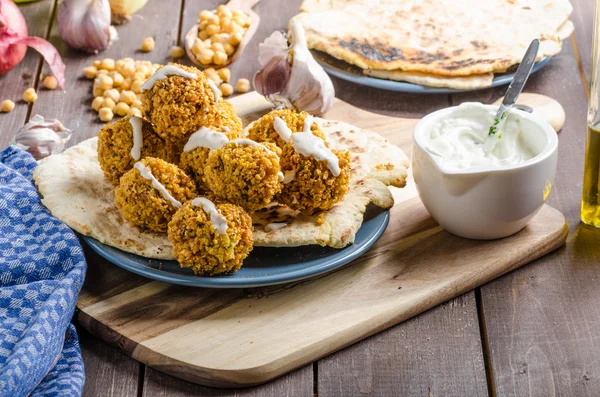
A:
[582, 124, 600, 226]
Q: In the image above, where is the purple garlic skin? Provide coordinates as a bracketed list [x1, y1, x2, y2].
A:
[253, 21, 335, 117]
[15, 115, 72, 160]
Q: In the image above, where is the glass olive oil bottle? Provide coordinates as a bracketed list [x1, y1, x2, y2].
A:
[581, 0, 600, 226]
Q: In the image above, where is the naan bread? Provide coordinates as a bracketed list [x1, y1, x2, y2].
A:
[292, 0, 573, 76]
[33, 119, 408, 259]
[363, 70, 494, 90]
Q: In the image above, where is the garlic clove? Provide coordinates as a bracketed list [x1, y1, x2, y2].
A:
[15, 115, 72, 160]
[253, 20, 335, 117]
[58, 0, 118, 54]
[108, 0, 148, 24]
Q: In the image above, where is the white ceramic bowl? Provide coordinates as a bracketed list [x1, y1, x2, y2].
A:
[412, 105, 558, 240]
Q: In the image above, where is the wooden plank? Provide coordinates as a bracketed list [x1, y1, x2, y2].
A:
[79, 325, 141, 397]
[452, 26, 595, 395]
[142, 366, 313, 397]
[33, 0, 183, 146]
[318, 292, 489, 397]
[0, 0, 56, 148]
[570, 0, 594, 86]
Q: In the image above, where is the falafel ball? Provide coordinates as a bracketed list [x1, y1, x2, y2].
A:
[168, 200, 253, 275]
[115, 157, 197, 232]
[247, 109, 326, 149]
[141, 64, 220, 143]
[178, 101, 243, 188]
[204, 140, 282, 212]
[278, 137, 351, 214]
[97, 115, 168, 186]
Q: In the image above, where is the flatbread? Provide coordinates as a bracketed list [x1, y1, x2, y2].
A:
[292, 0, 573, 76]
[33, 119, 408, 259]
[363, 70, 494, 90]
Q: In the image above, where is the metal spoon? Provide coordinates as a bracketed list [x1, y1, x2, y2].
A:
[484, 39, 540, 153]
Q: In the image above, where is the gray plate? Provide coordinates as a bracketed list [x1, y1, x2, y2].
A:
[313, 51, 552, 94]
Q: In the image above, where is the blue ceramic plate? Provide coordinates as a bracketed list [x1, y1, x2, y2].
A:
[313, 51, 552, 94]
[84, 204, 389, 288]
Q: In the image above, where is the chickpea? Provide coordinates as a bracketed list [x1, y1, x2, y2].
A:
[92, 85, 105, 98]
[91, 96, 104, 111]
[205, 24, 220, 37]
[213, 51, 228, 66]
[141, 37, 155, 52]
[131, 80, 143, 94]
[199, 10, 213, 21]
[218, 67, 231, 83]
[97, 75, 113, 90]
[192, 39, 204, 56]
[211, 42, 225, 53]
[103, 89, 120, 103]
[122, 57, 134, 63]
[222, 21, 235, 34]
[212, 33, 230, 44]
[127, 107, 142, 117]
[219, 83, 233, 97]
[198, 49, 215, 65]
[93, 60, 101, 68]
[122, 62, 136, 77]
[216, 5, 232, 19]
[42, 76, 58, 90]
[199, 30, 209, 41]
[99, 107, 114, 122]
[22, 88, 37, 103]
[223, 43, 235, 56]
[119, 90, 136, 105]
[220, 17, 232, 29]
[206, 72, 222, 85]
[229, 32, 243, 46]
[137, 65, 150, 78]
[236, 78, 250, 93]
[199, 20, 209, 31]
[100, 58, 115, 71]
[131, 99, 142, 109]
[114, 102, 130, 117]
[120, 78, 131, 91]
[204, 67, 216, 75]
[207, 14, 220, 25]
[110, 72, 124, 87]
[84, 66, 98, 79]
[133, 72, 146, 82]
[1, 99, 15, 113]
[170, 45, 185, 58]
[102, 98, 116, 110]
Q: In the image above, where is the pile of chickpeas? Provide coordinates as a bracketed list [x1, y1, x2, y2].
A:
[83, 57, 161, 122]
[190, 5, 251, 67]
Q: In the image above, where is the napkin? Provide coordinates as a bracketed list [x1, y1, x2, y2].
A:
[0, 146, 86, 397]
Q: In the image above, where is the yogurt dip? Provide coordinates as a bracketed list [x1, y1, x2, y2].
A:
[422, 103, 538, 171]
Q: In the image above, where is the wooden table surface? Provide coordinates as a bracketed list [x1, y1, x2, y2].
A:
[0, 0, 595, 395]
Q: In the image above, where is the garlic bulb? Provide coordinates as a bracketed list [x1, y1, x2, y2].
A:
[58, 0, 118, 54]
[108, 0, 148, 24]
[15, 115, 72, 160]
[253, 20, 335, 116]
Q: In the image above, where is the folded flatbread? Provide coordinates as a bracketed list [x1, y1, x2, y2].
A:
[292, 0, 573, 77]
[33, 118, 408, 260]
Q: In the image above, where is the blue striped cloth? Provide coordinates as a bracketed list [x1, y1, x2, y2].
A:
[0, 146, 86, 397]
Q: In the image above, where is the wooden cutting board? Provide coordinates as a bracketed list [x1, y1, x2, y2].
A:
[77, 92, 568, 388]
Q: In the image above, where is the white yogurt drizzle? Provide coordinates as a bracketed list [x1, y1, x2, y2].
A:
[191, 197, 228, 234]
[291, 116, 340, 176]
[129, 116, 143, 160]
[228, 139, 277, 155]
[207, 79, 221, 102]
[277, 171, 284, 182]
[273, 116, 292, 143]
[282, 170, 296, 184]
[183, 127, 229, 152]
[134, 162, 182, 208]
[264, 222, 287, 232]
[140, 65, 197, 92]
